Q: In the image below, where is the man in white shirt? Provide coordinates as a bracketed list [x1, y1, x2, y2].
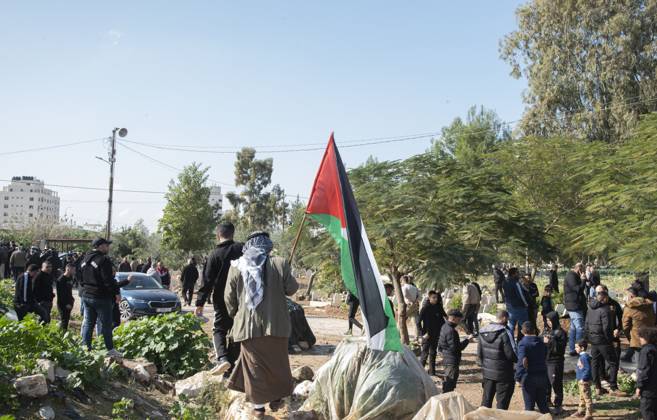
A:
[401, 275, 421, 339]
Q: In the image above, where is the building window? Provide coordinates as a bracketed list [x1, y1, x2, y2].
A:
[29, 205, 33, 209]
[3, 205, 7, 209]
[29, 197, 34, 201]
[28, 213, 33, 217]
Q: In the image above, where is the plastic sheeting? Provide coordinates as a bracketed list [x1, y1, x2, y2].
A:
[302, 337, 437, 420]
[411, 392, 475, 420]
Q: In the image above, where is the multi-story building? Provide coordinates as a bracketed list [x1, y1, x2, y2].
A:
[209, 185, 223, 218]
[0, 176, 60, 228]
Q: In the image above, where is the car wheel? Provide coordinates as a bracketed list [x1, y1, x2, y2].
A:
[119, 299, 133, 321]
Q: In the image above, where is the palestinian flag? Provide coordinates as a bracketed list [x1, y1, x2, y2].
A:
[306, 133, 402, 352]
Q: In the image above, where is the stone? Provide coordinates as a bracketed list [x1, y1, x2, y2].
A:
[555, 303, 567, 317]
[132, 364, 151, 384]
[293, 366, 315, 382]
[149, 410, 165, 419]
[479, 304, 490, 314]
[55, 367, 71, 380]
[153, 377, 174, 394]
[122, 358, 158, 377]
[36, 359, 56, 382]
[174, 370, 223, 398]
[330, 293, 342, 307]
[309, 301, 330, 308]
[293, 380, 314, 399]
[289, 410, 319, 420]
[298, 341, 310, 351]
[38, 405, 55, 420]
[478, 312, 497, 327]
[14, 374, 48, 398]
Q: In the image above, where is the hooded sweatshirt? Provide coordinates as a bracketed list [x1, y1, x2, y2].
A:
[585, 298, 618, 345]
[478, 322, 518, 382]
[623, 297, 657, 348]
[636, 343, 657, 398]
[544, 311, 567, 363]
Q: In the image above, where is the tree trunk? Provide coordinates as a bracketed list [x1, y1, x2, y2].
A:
[305, 270, 316, 299]
[390, 270, 409, 345]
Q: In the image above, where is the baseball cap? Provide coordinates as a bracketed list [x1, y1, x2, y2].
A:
[92, 238, 113, 248]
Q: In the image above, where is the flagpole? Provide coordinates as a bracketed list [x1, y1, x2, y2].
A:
[288, 213, 308, 265]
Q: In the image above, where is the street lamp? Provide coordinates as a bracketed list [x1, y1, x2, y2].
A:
[105, 127, 128, 240]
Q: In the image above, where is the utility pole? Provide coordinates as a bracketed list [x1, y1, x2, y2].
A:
[105, 127, 128, 240]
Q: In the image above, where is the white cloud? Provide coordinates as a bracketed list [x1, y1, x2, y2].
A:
[105, 29, 123, 46]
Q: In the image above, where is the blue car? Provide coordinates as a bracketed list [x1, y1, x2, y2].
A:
[117, 272, 182, 321]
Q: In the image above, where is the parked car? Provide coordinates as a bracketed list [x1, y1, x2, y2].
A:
[117, 272, 181, 321]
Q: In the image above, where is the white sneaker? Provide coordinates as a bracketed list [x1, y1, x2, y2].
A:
[106, 348, 124, 359]
[210, 360, 231, 376]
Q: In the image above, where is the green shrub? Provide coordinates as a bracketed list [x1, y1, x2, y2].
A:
[486, 303, 498, 315]
[617, 372, 636, 394]
[449, 294, 462, 310]
[113, 313, 211, 378]
[0, 279, 14, 312]
[112, 398, 137, 420]
[169, 395, 212, 420]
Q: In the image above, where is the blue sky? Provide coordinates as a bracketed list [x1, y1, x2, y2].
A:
[0, 1, 527, 230]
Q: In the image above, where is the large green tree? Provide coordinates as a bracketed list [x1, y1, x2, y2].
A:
[501, 0, 657, 142]
[112, 219, 150, 258]
[225, 148, 288, 232]
[158, 163, 217, 254]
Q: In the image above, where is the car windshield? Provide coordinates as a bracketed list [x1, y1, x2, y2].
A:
[120, 274, 163, 290]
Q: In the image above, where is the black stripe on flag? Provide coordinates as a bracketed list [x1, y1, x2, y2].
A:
[334, 144, 389, 339]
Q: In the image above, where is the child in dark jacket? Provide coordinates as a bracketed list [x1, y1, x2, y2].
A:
[636, 327, 657, 420]
[515, 322, 549, 414]
[438, 309, 473, 392]
[540, 285, 554, 333]
[543, 311, 567, 415]
[575, 340, 593, 419]
[418, 290, 447, 376]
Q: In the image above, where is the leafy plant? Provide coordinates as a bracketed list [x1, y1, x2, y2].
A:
[112, 398, 137, 420]
[113, 313, 211, 378]
[0, 279, 14, 311]
[169, 395, 212, 420]
[617, 372, 636, 395]
[449, 294, 463, 310]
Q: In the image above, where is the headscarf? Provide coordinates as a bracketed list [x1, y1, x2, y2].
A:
[233, 232, 273, 311]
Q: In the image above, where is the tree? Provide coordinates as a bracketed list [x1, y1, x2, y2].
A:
[434, 106, 511, 165]
[158, 163, 217, 254]
[111, 220, 151, 258]
[501, 0, 657, 142]
[225, 148, 288, 232]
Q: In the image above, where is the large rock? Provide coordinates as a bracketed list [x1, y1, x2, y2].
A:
[174, 371, 223, 398]
[132, 364, 151, 385]
[36, 359, 56, 382]
[55, 367, 71, 380]
[293, 366, 315, 382]
[14, 374, 48, 398]
[289, 410, 319, 420]
[293, 380, 314, 399]
[38, 405, 55, 420]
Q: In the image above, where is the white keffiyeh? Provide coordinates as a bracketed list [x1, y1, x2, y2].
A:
[233, 233, 273, 311]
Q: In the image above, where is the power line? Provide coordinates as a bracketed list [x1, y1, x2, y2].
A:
[0, 138, 106, 156]
[0, 179, 166, 195]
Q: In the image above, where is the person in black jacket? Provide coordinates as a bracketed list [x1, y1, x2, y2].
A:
[543, 311, 567, 415]
[635, 326, 657, 420]
[478, 310, 517, 409]
[56, 263, 76, 330]
[180, 257, 199, 306]
[13, 264, 48, 323]
[195, 223, 243, 374]
[492, 264, 505, 303]
[418, 291, 447, 376]
[540, 286, 554, 333]
[515, 322, 549, 414]
[584, 290, 624, 396]
[81, 238, 125, 357]
[564, 263, 587, 355]
[438, 309, 473, 392]
[548, 264, 559, 293]
[33, 261, 55, 322]
[141, 256, 152, 273]
[344, 292, 363, 335]
[522, 275, 539, 329]
[595, 284, 623, 371]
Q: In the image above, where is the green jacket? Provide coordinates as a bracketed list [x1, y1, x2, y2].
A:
[224, 256, 299, 342]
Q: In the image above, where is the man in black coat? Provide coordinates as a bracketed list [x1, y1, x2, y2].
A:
[56, 263, 76, 330]
[478, 310, 517, 409]
[14, 264, 48, 323]
[564, 263, 587, 355]
[543, 310, 567, 415]
[33, 261, 55, 322]
[180, 257, 199, 306]
[585, 290, 624, 396]
[195, 223, 243, 374]
[548, 264, 559, 293]
[438, 309, 473, 392]
[418, 290, 447, 376]
[493, 264, 505, 303]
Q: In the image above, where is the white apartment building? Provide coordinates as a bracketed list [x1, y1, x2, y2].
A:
[0, 176, 60, 228]
[209, 185, 223, 218]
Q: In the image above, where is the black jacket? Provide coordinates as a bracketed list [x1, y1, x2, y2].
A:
[493, 268, 505, 285]
[196, 240, 243, 307]
[563, 271, 586, 312]
[636, 344, 657, 398]
[438, 321, 469, 365]
[540, 296, 554, 316]
[525, 282, 539, 308]
[544, 311, 567, 363]
[549, 270, 559, 292]
[585, 299, 618, 345]
[56, 274, 75, 308]
[33, 271, 55, 303]
[81, 250, 116, 299]
[14, 272, 35, 306]
[418, 301, 446, 337]
[118, 261, 131, 272]
[181, 264, 199, 286]
[478, 322, 517, 382]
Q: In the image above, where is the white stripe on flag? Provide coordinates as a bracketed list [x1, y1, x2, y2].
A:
[360, 221, 389, 351]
